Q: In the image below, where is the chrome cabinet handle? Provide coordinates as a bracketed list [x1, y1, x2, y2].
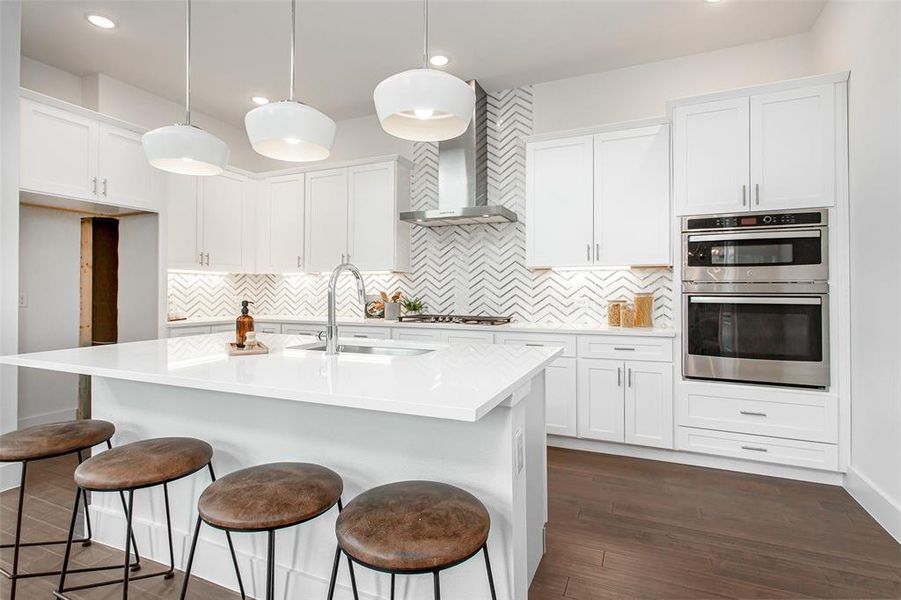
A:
[297, 256, 301, 268]
[204, 253, 210, 266]
[525, 343, 543, 347]
[92, 177, 98, 195]
[740, 410, 767, 417]
[199, 252, 204, 265]
[741, 184, 747, 206]
[102, 178, 108, 196]
[595, 243, 600, 261]
[614, 347, 635, 351]
[617, 367, 621, 387]
[352, 334, 367, 338]
[628, 368, 632, 387]
[586, 244, 591, 261]
[755, 183, 760, 205]
[741, 445, 768, 453]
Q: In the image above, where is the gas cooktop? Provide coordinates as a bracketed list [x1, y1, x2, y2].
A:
[396, 314, 513, 326]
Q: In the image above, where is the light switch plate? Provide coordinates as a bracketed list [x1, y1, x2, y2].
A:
[513, 428, 524, 475]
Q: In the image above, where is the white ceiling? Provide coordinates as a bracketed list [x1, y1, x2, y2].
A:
[21, 0, 826, 126]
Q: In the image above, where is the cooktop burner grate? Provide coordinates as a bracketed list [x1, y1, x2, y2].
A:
[396, 314, 513, 326]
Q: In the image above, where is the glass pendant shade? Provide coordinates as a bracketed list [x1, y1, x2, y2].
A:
[245, 100, 336, 161]
[142, 124, 229, 176]
[374, 68, 475, 141]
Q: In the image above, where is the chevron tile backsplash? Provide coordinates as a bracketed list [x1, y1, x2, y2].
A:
[168, 86, 673, 327]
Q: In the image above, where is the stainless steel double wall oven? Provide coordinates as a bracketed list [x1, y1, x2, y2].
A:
[682, 209, 830, 388]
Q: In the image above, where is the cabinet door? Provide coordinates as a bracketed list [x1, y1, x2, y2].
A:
[545, 357, 578, 437]
[348, 162, 396, 271]
[200, 172, 246, 272]
[166, 174, 202, 270]
[20, 99, 98, 200]
[526, 136, 595, 267]
[594, 125, 670, 266]
[305, 168, 349, 273]
[260, 174, 305, 273]
[750, 84, 835, 210]
[673, 97, 750, 216]
[98, 124, 157, 210]
[624, 361, 673, 449]
[577, 359, 624, 442]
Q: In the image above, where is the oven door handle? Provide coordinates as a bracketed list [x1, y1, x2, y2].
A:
[688, 296, 822, 305]
[687, 230, 821, 242]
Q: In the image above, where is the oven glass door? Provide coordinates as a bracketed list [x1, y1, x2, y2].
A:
[686, 296, 823, 362]
[686, 230, 823, 269]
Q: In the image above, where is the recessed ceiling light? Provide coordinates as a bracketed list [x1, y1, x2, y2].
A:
[429, 55, 449, 67]
[86, 14, 116, 29]
[251, 96, 270, 105]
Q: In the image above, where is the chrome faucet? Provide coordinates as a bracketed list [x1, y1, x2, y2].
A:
[326, 259, 367, 355]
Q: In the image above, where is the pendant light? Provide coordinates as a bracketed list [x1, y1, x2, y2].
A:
[244, 0, 336, 162]
[373, 0, 474, 142]
[142, 0, 229, 176]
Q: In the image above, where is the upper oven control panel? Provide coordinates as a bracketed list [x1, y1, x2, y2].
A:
[683, 209, 827, 232]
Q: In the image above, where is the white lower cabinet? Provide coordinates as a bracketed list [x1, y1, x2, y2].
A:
[210, 324, 235, 334]
[281, 324, 325, 337]
[255, 322, 280, 334]
[677, 427, 838, 471]
[578, 358, 673, 448]
[341, 326, 391, 340]
[545, 357, 578, 437]
[168, 326, 211, 338]
[392, 328, 442, 343]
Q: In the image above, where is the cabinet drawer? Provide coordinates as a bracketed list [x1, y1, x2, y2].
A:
[442, 330, 494, 345]
[341, 326, 391, 340]
[678, 388, 837, 443]
[168, 326, 211, 338]
[255, 322, 280, 334]
[210, 324, 235, 333]
[578, 335, 672, 362]
[392, 328, 442, 343]
[495, 333, 576, 358]
[281, 324, 324, 337]
[678, 427, 838, 471]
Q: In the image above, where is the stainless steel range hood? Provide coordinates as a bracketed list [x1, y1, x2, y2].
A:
[400, 80, 518, 227]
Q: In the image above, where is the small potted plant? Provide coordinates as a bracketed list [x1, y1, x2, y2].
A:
[381, 291, 403, 320]
[401, 297, 426, 316]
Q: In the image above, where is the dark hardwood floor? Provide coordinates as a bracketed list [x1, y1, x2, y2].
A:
[2, 448, 899, 599]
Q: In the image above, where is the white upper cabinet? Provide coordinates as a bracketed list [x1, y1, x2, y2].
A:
[20, 97, 159, 211]
[200, 172, 247, 272]
[594, 125, 670, 266]
[673, 97, 750, 216]
[348, 162, 410, 272]
[305, 168, 350, 273]
[166, 175, 201, 270]
[258, 174, 305, 273]
[750, 84, 835, 211]
[526, 135, 595, 268]
[673, 78, 842, 216]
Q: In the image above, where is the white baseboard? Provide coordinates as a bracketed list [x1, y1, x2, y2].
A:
[548, 435, 845, 486]
[844, 466, 901, 544]
[18, 407, 77, 429]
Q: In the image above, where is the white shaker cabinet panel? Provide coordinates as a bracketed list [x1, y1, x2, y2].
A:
[305, 168, 349, 273]
[526, 135, 595, 268]
[545, 357, 578, 437]
[97, 124, 157, 210]
[341, 327, 392, 340]
[392, 328, 442, 343]
[750, 84, 835, 210]
[624, 361, 673, 449]
[441, 330, 495, 345]
[593, 125, 670, 265]
[200, 172, 246, 272]
[578, 359, 625, 442]
[20, 98, 98, 200]
[259, 174, 305, 273]
[673, 97, 750, 216]
[166, 175, 202, 270]
[348, 162, 397, 271]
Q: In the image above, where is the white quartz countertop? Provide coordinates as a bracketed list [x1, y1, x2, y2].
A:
[167, 314, 676, 337]
[0, 333, 561, 422]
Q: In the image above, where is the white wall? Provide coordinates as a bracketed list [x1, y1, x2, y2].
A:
[808, 0, 901, 543]
[532, 33, 816, 133]
[0, 0, 21, 491]
[20, 55, 82, 106]
[17, 205, 81, 427]
[118, 213, 160, 343]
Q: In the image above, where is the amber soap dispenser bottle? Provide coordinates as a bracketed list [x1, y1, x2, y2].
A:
[236, 300, 255, 348]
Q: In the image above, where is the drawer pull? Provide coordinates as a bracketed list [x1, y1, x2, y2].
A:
[613, 347, 636, 351]
[525, 343, 544, 347]
[740, 411, 767, 417]
[741, 445, 768, 453]
[352, 334, 368, 338]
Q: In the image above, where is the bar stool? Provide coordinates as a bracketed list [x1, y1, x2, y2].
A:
[0, 420, 141, 600]
[55, 437, 243, 600]
[180, 462, 356, 600]
[329, 480, 497, 600]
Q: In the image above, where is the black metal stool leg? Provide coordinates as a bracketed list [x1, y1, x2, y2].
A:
[208, 463, 245, 598]
[179, 516, 202, 600]
[8, 461, 28, 600]
[162, 483, 175, 579]
[390, 573, 396, 600]
[327, 546, 341, 600]
[122, 490, 135, 599]
[483, 545, 497, 600]
[336, 498, 359, 600]
[266, 530, 275, 600]
[433, 571, 441, 600]
[56, 483, 81, 596]
[76, 451, 93, 547]
[107, 440, 141, 571]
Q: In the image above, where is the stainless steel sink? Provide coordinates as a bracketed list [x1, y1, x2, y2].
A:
[288, 343, 434, 356]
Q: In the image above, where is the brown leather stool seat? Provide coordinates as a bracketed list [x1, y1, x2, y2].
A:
[0, 420, 115, 462]
[74, 437, 213, 491]
[198, 462, 344, 531]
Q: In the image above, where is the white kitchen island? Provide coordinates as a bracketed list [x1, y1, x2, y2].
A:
[1, 333, 560, 600]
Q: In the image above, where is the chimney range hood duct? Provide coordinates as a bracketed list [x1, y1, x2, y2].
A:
[400, 80, 518, 227]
